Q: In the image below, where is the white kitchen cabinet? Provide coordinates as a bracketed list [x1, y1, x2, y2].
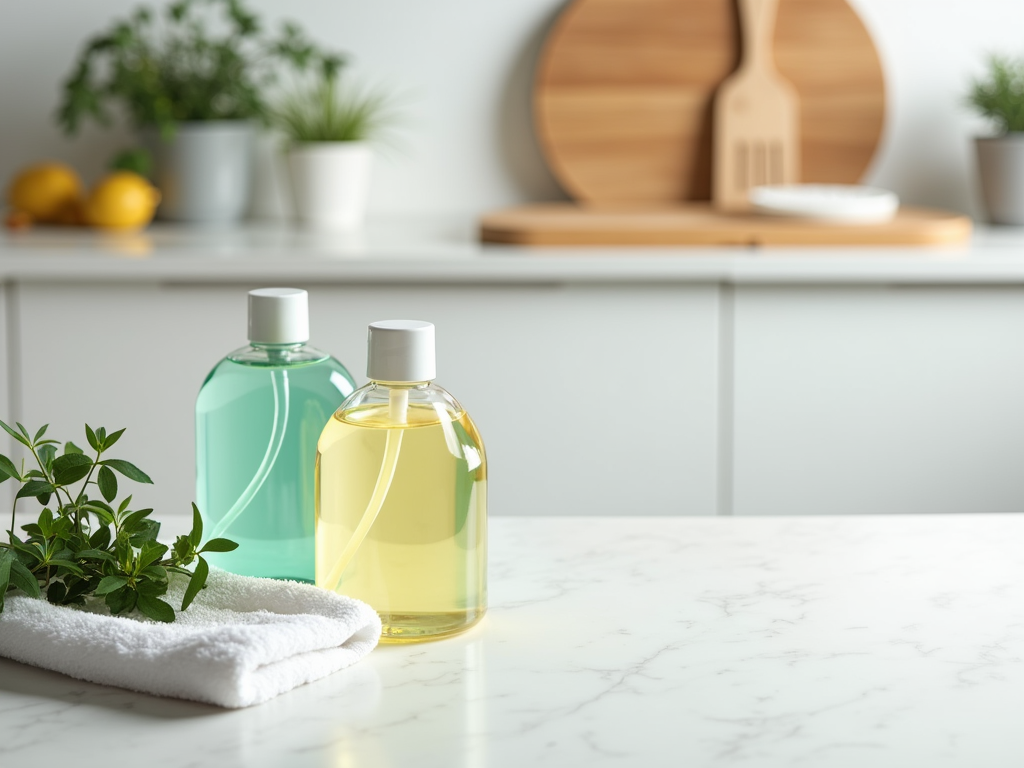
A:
[14, 282, 247, 520]
[14, 281, 721, 519]
[732, 285, 1024, 516]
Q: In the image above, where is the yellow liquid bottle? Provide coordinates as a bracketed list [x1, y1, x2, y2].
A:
[315, 320, 487, 642]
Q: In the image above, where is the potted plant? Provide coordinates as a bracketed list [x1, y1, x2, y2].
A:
[968, 54, 1024, 225]
[273, 73, 395, 230]
[57, 0, 342, 224]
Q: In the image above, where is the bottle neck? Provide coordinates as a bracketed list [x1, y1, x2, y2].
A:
[251, 340, 306, 363]
[369, 379, 432, 389]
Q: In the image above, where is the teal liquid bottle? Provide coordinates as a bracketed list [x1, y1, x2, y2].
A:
[195, 288, 355, 582]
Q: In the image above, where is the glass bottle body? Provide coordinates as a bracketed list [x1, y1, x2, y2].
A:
[196, 343, 355, 582]
[316, 381, 487, 642]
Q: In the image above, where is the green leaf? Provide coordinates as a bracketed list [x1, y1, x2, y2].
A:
[89, 525, 112, 549]
[189, 502, 203, 547]
[62, 576, 95, 604]
[200, 538, 238, 553]
[129, 519, 160, 546]
[85, 424, 100, 452]
[33, 424, 49, 442]
[64, 441, 85, 455]
[95, 575, 128, 595]
[52, 452, 94, 485]
[172, 535, 195, 566]
[110, 149, 151, 177]
[0, 419, 31, 447]
[16, 423, 31, 440]
[116, 495, 132, 516]
[97, 465, 117, 502]
[37, 507, 54, 537]
[9, 540, 42, 565]
[102, 428, 126, 451]
[16, 480, 55, 500]
[9, 559, 41, 598]
[82, 501, 115, 526]
[101, 459, 152, 484]
[46, 580, 67, 604]
[121, 507, 153, 532]
[47, 560, 85, 577]
[105, 585, 137, 615]
[0, 454, 21, 482]
[76, 548, 115, 563]
[51, 518, 73, 539]
[137, 540, 168, 571]
[136, 593, 175, 623]
[37, 444, 57, 473]
[0, 550, 14, 610]
[181, 556, 208, 611]
[136, 576, 168, 597]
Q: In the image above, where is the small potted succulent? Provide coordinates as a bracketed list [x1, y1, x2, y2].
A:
[968, 54, 1024, 225]
[57, 0, 342, 224]
[273, 73, 396, 230]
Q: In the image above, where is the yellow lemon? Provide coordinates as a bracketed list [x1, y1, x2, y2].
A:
[83, 171, 161, 229]
[6, 162, 83, 223]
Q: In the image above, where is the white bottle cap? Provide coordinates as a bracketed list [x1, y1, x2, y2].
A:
[248, 288, 309, 344]
[367, 320, 436, 382]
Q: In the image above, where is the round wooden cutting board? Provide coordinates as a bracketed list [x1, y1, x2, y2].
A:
[535, 0, 886, 203]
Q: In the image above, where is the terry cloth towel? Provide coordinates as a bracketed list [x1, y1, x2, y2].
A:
[0, 568, 382, 708]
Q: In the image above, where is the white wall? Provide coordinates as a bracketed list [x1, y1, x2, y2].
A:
[2, 0, 1023, 218]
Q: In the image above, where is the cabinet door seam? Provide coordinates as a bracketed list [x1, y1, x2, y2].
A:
[717, 284, 735, 516]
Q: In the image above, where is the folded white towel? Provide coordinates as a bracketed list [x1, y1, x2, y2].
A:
[0, 568, 381, 708]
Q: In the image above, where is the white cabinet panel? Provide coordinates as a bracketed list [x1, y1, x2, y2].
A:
[308, 283, 720, 517]
[733, 286, 1024, 515]
[16, 282, 721, 519]
[15, 282, 249, 521]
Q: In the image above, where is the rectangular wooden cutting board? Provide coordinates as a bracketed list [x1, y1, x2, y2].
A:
[479, 203, 973, 246]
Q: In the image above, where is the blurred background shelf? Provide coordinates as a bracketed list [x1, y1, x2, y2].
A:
[3, 216, 1024, 283]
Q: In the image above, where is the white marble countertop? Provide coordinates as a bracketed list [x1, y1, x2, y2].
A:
[4, 216, 1024, 285]
[1, 514, 1022, 767]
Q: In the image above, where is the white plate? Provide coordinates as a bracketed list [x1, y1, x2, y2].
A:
[749, 184, 900, 223]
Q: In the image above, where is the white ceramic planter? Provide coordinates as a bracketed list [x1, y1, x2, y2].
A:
[142, 120, 254, 223]
[287, 142, 373, 230]
[976, 134, 1024, 225]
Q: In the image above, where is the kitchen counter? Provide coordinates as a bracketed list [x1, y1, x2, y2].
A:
[2, 216, 1024, 284]
[1, 514, 1022, 767]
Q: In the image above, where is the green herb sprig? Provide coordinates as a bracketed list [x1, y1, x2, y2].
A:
[0, 420, 236, 622]
[968, 54, 1024, 133]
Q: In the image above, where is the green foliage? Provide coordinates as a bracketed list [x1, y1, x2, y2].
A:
[0, 420, 237, 622]
[111, 148, 153, 178]
[57, 0, 346, 138]
[272, 73, 397, 143]
[968, 54, 1024, 133]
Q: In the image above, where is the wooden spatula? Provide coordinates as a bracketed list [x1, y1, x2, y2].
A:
[713, 0, 800, 211]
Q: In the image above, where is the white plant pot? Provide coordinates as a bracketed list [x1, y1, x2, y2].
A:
[287, 142, 373, 230]
[142, 120, 254, 223]
[976, 134, 1024, 225]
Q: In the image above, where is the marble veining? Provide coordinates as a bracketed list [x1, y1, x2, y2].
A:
[1, 515, 1023, 767]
